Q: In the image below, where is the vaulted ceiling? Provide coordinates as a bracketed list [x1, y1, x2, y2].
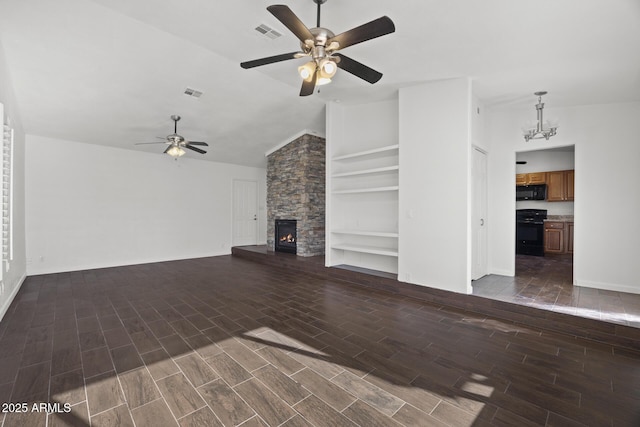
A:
[1, 0, 639, 167]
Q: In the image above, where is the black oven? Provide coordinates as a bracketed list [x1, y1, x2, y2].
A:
[516, 209, 547, 256]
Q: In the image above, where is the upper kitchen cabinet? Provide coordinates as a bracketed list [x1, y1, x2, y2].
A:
[516, 172, 546, 185]
[566, 170, 575, 200]
[547, 170, 575, 202]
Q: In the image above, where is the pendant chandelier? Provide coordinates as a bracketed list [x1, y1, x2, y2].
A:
[523, 91, 558, 142]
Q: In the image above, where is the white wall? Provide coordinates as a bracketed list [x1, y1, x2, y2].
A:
[516, 149, 575, 173]
[26, 135, 266, 275]
[334, 99, 399, 156]
[471, 95, 487, 151]
[0, 40, 27, 321]
[488, 101, 640, 294]
[399, 78, 473, 293]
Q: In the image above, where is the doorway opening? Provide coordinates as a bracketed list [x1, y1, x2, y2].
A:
[515, 145, 575, 286]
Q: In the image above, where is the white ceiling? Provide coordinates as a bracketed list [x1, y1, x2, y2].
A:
[1, 0, 639, 167]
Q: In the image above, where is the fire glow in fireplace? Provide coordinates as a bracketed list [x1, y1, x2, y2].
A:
[275, 219, 296, 254]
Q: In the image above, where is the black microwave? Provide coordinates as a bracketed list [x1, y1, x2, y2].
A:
[516, 184, 547, 201]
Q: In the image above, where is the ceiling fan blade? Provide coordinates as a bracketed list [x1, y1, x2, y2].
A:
[328, 16, 395, 51]
[241, 52, 301, 69]
[187, 141, 208, 146]
[135, 141, 169, 145]
[163, 146, 171, 154]
[267, 5, 314, 44]
[333, 53, 383, 84]
[300, 69, 317, 97]
[185, 145, 207, 154]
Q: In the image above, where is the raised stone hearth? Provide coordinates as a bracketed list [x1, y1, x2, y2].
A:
[267, 133, 325, 257]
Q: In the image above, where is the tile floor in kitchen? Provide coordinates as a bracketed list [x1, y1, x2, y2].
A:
[472, 254, 640, 328]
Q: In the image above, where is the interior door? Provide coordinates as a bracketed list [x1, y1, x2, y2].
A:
[232, 179, 258, 246]
[472, 147, 488, 280]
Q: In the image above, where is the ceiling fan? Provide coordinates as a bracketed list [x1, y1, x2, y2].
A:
[241, 0, 395, 96]
[135, 115, 208, 158]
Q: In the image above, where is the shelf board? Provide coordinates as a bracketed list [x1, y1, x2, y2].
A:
[332, 264, 398, 279]
[332, 230, 398, 238]
[332, 165, 399, 178]
[332, 244, 398, 257]
[332, 144, 399, 161]
[333, 186, 399, 194]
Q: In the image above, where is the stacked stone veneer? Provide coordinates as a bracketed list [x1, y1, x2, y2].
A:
[267, 134, 325, 257]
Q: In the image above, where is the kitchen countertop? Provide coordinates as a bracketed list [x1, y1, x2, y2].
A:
[545, 215, 574, 222]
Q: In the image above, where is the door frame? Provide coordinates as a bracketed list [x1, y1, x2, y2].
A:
[514, 145, 576, 282]
[472, 146, 488, 280]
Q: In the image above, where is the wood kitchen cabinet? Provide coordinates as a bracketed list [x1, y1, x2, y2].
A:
[547, 170, 574, 202]
[544, 221, 565, 253]
[566, 170, 575, 200]
[516, 172, 546, 185]
[544, 220, 574, 254]
[567, 222, 574, 253]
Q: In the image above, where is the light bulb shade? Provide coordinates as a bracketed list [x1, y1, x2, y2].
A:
[319, 58, 337, 78]
[544, 119, 559, 130]
[521, 121, 537, 134]
[298, 61, 316, 82]
[314, 58, 337, 86]
[166, 145, 185, 157]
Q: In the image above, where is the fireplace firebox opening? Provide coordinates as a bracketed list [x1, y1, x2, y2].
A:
[275, 220, 297, 254]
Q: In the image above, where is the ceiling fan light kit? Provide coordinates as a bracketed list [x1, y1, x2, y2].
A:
[166, 145, 186, 157]
[523, 91, 558, 142]
[135, 115, 209, 158]
[241, 0, 395, 96]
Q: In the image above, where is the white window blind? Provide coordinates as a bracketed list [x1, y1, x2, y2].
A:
[1, 103, 14, 277]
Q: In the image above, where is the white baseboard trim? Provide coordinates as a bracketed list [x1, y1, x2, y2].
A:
[0, 273, 27, 323]
[575, 279, 640, 295]
[26, 251, 232, 276]
[488, 268, 514, 277]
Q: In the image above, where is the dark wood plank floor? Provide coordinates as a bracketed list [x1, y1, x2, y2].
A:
[1, 255, 639, 426]
[473, 254, 640, 328]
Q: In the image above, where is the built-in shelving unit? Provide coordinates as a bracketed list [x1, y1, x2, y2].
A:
[327, 134, 399, 274]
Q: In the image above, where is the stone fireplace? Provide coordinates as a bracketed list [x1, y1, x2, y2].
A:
[267, 133, 325, 257]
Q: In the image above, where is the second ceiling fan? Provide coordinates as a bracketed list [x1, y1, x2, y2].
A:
[135, 115, 208, 158]
[241, 0, 395, 96]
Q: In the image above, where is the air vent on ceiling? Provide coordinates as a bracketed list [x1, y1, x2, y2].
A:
[184, 87, 203, 98]
[255, 24, 282, 39]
